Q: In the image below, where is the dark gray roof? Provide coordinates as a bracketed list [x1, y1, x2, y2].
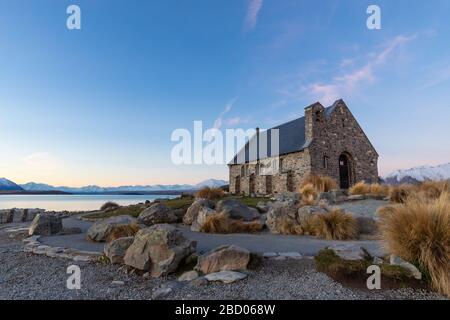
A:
[229, 102, 338, 165]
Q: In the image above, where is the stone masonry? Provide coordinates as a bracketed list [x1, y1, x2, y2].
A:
[228, 99, 379, 195]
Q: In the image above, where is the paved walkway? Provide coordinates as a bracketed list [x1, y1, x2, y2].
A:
[38, 217, 383, 256]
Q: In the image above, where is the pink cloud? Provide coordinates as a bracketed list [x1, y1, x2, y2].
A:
[244, 0, 263, 32]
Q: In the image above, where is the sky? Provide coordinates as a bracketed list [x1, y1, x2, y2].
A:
[0, 0, 449, 187]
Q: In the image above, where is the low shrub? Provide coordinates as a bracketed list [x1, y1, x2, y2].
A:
[106, 223, 140, 242]
[100, 201, 120, 211]
[299, 174, 338, 193]
[311, 208, 359, 240]
[378, 193, 450, 297]
[200, 212, 263, 234]
[196, 187, 225, 200]
[299, 183, 318, 205]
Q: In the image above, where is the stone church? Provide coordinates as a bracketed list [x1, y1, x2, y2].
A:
[228, 99, 379, 195]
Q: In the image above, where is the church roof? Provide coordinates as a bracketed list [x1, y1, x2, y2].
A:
[229, 101, 340, 165]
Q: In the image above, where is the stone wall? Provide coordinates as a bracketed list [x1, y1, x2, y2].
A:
[307, 101, 379, 186]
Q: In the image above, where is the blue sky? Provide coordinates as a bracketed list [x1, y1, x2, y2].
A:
[0, 0, 449, 186]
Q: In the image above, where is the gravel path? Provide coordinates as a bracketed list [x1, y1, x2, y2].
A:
[333, 199, 387, 217]
[0, 231, 446, 300]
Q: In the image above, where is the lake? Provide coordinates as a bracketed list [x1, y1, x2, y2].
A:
[0, 194, 178, 211]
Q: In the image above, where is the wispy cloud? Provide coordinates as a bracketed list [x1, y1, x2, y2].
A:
[279, 35, 416, 105]
[213, 98, 237, 129]
[244, 0, 263, 32]
[421, 66, 450, 89]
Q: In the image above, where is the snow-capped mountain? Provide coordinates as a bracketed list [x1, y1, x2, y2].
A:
[194, 179, 228, 189]
[0, 178, 24, 191]
[19, 178, 228, 193]
[384, 163, 450, 185]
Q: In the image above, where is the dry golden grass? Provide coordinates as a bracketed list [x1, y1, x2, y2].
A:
[349, 181, 371, 195]
[369, 183, 390, 197]
[277, 216, 304, 235]
[299, 174, 338, 193]
[419, 181, 449, 199]
[389, 184, 414, 203]
[106, 223, 140, 242]
[100, 201, 120, 211]
[299, 183, 318, 205]
[196, 187, 225, 200]
[200, 212, 263, 234]
[378, 193, 450, 297]
[311, 208, 359, 240]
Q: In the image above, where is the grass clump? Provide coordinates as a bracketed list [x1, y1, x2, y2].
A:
[378, 193, 450, 297]
[349, 181, 371, 195]
[299, 183, 318, 205]
[300, 174, 338, 193]
[200, 212, 263, 234]
[311, 208, 359, 240]
[389, 184, 412, 203]
[196, 187, 225, 200]
[100, 201, 120, 211]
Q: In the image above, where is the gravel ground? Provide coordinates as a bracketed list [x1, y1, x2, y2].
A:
[0, 230, 446, 300]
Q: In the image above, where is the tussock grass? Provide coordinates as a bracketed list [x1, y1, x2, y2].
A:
[389, 184, 413, 203]
[299, 183, 318, 205]
[378, 193, 450, 297]
[100, 201, 120, 211]
[106, 223, 140, 242]
[311, 208, 359, 240]
[349, 181, 389, 197]
[369, 183, 390, 197]
[200, 212, 263, 234]
[349, 181, 371, 195]
[196, 187, 225, 200]
[300, 174, 338, 193]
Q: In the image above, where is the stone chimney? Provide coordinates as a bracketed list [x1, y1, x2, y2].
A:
[304, 102, 324, 141]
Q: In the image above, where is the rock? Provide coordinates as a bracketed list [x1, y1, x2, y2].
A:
[297, 206, 328, 225]
[183, 199, 215, 225]
[265, 201, 298, 234]
[329, 244, 369, 261]
[104, 236, 134, 264]
[124, 224, 196, 277]
[0, 209, 14, 224]
[28, 214, 63, 236]
[173, 208, 187, 222]
[390, 255, 422, 280]
[256, 201, 270, 213]
[196, 245, 250, 274]
[354, 215, 379, 235]
[178, 270, 199, 282]
[215, 199, 260, 221]
[263, 252, 278, 258]
[347, 195, 366, 201]
[190, 277, 208, 287]
[204, 271, 248, 284]
[57, 227, 82, 235]
[87, 215, 138, 242]
[137, 203, 177, 226]
[152, 287, 173, 299]
[373, 257, 384, 265]
[273, 192, 300, 204]
[190, 207, 216, 232]
[279, 252, 302, 259]
[318, 191, 339, 205]
[111, 280, 125, 286]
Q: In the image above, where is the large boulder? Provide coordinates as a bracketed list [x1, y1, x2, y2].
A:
[266, 201, 298, 234]
[215, 199, 259, 221]
[124, 224, 196, 277]
[196, 245, 250, 274]
[104, 236, 134, 264]
[137, 203, 177, 226]
[273, 192, 300, 204]
[190, 207, 216, 232]
[28, 214, 63, 236]
[297, 206, 328, 225]
[87, 215, 138, 242]
[183, 199, 215, 225]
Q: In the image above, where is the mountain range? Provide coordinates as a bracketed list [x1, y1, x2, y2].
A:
[383, 163, 450, 184]
[0, 178, 228, 193]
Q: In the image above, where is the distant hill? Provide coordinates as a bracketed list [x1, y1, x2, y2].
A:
[19, 178, 228, 193]
[0, 178, 24, 191]
[384, 163, 450, 185]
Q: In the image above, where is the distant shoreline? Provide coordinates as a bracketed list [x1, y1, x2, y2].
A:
[0, 190, 194, 196]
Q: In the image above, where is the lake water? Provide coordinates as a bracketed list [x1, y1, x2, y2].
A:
[0, 194, 178, 211]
